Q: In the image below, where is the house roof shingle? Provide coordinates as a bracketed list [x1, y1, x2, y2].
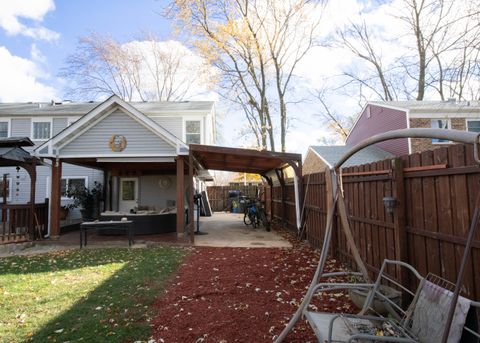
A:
[0, 101, 215, 116]
[310, 145, 394, 168]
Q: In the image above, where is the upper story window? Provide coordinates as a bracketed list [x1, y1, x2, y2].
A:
[467, 120, 480, 133]
[185, 120, 201, 144]
[431, 119, 450, 143]
[0, 121, 9, 138]
[32, 120, 51, 140]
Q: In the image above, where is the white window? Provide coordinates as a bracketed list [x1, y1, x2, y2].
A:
[32, 119, 51, 140]
[0, 121, 9, 138]
[431, 119, 450, 143]
[0, 177, 12, 201]
[61, 177, 88, 199]
[185, 120, 201, 144]
[467, 120, 480, 133]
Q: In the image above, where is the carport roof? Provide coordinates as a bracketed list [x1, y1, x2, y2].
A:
[189, 144, 302, 175]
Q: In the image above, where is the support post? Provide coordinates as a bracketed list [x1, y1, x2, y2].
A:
[392, 158, 408, 287]
[188, 152, 194, 243]
[28, 160, 37, 239]
[50, 158, 62, 239]
[275, 169, 286, 227]
[176, 156, 185, 238]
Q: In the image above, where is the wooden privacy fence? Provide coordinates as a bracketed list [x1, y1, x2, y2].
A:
[207, 185, 258, 212]
[266, 143, 480, 301]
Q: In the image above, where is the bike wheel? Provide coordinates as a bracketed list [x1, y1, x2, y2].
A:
[244, 212, 252, 226]
[251, 213, 258, 228]
[260, 211, 270, 231]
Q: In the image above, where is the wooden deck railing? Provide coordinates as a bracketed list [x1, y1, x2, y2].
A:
[0, 201, 49, 244]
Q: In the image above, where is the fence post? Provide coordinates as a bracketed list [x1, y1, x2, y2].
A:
[392, 158, 408, 287]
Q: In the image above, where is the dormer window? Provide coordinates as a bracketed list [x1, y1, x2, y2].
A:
[185, 120, 201, 144]
[32, 119, 51, 140]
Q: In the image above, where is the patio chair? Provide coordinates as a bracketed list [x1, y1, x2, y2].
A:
[302, 259, 480, 342]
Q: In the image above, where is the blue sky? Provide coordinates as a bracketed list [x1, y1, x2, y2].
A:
[0, 0, 408, 153]
[0, 0, 172, 100]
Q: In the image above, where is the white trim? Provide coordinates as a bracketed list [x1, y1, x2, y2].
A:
[309, 147, 333, 169]
[96, 157, 175, 163]
[409, 112, 480, 118]
[406, 109, 412, 154]
[32, 153, 180, 159]
[466, 118, 480, 132]
[31, 117, 53, 141]
[183, 116, 203, 144]
[60, 176, 88, 200]
[35, 95, 188, 157]
[0, 118, 12, 138]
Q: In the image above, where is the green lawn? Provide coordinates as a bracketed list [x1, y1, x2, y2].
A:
[0, 247, 187, 343]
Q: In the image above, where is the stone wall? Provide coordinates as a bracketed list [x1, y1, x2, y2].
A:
[409, 118, 466, 153]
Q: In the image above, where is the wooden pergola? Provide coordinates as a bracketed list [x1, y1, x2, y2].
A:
[187, 144, 303, 242]
[0, 137, 40, 242]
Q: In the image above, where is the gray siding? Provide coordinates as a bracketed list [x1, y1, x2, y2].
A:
[150, 117, 182, 139]
[138, 174, 177, 209]
[53, 118, 68, 135]
[60, 109, 176, 156]
[11, 118, 30, 137]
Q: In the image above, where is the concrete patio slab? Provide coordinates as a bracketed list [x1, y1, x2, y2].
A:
[194, 212, 292, 248]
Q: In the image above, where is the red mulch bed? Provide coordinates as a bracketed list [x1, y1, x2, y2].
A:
[151, 232, 357, 342]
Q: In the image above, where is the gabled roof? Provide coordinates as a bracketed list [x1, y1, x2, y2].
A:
[35, 95, 189, 157]
[309, 145, 393, 169]
[0, 100, 214, 116]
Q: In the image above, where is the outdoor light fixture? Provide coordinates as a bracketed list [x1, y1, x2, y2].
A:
[383, 196, 396, 214]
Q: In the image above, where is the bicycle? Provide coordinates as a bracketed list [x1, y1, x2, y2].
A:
[243, 198, 270, 231]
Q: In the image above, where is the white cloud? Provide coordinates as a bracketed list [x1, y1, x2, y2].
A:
[0, 46, 56, 102]
[0, 0, 59, 41]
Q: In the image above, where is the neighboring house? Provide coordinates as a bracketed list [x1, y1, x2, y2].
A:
[303, 145, 393, 174]
[346, 99, 480, 155]
[0, 96, 215, 227]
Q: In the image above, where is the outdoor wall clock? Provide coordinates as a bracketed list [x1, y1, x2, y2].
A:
[109, 135, 127, 152]
[158, 176, 172, 189]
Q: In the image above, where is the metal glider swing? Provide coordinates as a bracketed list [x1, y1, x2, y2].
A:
[275, 128, 480, 343]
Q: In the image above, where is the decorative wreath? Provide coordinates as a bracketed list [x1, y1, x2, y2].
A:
[109, 135, 127, 152]
[158, 176, 172, 189]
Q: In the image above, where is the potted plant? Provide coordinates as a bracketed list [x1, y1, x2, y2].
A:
[60, 204, 75, 220]
[66, 182, 103, 221]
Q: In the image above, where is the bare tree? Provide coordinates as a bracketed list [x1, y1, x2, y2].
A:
[60, 32, 209, 101]
[167, 0, 323, 152]
[337, 0, 480, 103]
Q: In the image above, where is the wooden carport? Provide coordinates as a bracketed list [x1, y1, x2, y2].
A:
[188, 144, 303, 243]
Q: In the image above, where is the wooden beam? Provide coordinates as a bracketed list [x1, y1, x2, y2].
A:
[50, 159, 62, 238]
[27, 160, 36, 240]
[188, 151, 194, 243]
[176, 156, 185, 238]
[336, 193, 372, 283]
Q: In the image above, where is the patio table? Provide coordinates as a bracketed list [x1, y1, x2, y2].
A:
[80, 220, 134, 248]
